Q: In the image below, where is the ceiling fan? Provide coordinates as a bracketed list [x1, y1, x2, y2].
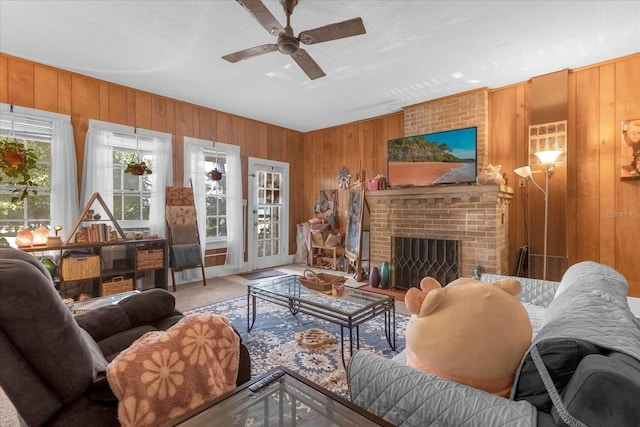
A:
[222, 0, 366, 80]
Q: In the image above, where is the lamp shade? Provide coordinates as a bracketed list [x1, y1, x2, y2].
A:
[514, 166, 532, 179]
[534, 150, 563, 166]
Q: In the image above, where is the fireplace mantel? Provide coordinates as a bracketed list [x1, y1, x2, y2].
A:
[365, 184, 514, 286]
[365, 183, 513, 202]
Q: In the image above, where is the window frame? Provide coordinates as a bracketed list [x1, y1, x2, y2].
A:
[81, 120, 172, 238]
[0, 104, 78, 242]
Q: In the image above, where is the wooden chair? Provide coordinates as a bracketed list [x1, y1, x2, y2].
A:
[165, 187, 206, 291]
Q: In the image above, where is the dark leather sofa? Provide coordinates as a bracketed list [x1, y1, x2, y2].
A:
[0, 247, 251, 426]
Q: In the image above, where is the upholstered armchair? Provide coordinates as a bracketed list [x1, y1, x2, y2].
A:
[0, 247, 250, 426]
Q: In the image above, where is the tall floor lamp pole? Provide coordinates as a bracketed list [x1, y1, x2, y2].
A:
[515, 150, 561, 281]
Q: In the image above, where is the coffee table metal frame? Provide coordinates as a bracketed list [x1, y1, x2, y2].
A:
[247, 275, 396, 363]
[166, 366, 394, 426]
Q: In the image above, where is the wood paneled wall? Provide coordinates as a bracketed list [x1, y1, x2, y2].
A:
[2, 51, 639, 296]
[302, 113, 404, 241]
[0, 53, 305, 256]
[491, 53, 640, 296]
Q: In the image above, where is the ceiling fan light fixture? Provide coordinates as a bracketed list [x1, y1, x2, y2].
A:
[277, 34, 299, 54]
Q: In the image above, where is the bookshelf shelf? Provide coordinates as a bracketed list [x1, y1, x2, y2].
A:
[21, 193, 168, 298]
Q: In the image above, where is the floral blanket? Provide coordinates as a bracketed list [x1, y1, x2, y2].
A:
[106, 313, 240, 426]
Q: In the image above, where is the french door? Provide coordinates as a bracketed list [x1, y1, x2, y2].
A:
[248, 158, 289, 270]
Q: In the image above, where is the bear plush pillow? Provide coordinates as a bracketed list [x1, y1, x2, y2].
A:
[404, 276, 532, 397]
[106, 313, 240, 426]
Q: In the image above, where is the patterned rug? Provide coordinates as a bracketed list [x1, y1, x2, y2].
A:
[187, 296, 408, 398]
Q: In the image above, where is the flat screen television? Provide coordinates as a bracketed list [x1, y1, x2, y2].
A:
[386, 127, 477, 187]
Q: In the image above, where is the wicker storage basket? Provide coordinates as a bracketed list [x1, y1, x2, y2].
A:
[136, 248, 164, 270]
[101, 276, 134, 296]
[299, 269, 347, 292]
[61, 255, 101, 281]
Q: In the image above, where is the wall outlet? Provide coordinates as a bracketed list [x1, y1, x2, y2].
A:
[519, 178, 526, 188]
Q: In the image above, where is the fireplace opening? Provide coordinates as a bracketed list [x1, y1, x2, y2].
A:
[391, 237, 460, 289]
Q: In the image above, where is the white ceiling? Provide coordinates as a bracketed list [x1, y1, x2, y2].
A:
[1, 1, 639, 132]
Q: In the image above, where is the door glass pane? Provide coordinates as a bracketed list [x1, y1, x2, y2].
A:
[256, 170, 282, 259]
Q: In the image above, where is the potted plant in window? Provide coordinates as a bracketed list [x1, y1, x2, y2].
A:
[0, 136, 38, 202]
[207, 167, 222, 181]
[125, 160, 152, 176]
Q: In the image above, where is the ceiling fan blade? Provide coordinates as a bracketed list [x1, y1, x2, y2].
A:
[236, 0, 283, 36]
[298, 17, 366, 45]
[290, 49, 325, 80]
[222, 44, 278, 63]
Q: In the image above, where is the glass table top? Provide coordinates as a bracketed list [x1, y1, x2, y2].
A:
[170, 367, 392, 427]
[248, 275, 392, 315]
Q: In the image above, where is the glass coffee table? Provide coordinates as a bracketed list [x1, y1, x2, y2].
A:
[72, 290, 140, 314]
[247, 275, 396, 363]
[167, 367, 393, 426]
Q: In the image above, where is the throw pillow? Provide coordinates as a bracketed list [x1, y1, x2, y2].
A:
[106, 313, 240, 426]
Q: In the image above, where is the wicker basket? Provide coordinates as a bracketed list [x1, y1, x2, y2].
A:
[299, 269, 347, 292]
[61, 255, 101, 281]
[136, 248, 164, 270]
[101, 276, 133, 296]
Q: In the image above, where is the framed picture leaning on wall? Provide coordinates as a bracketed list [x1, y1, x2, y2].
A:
[621, 118, 640, 179]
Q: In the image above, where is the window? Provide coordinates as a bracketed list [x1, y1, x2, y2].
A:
[184, 138, 243, 270]
[0, 104, 78, 242]
[204, 153, 227, 240]
[82, 120, 172, 237]
[110, 134, 154, 229]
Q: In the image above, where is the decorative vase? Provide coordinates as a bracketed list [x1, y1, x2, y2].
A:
[380, 261, 390, 289]
[369, 267, 380, 288]
[40, 257, 57, 278]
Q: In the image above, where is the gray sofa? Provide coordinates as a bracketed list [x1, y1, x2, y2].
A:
[348, 261, 640, 427]
[0, 247, 251, 426]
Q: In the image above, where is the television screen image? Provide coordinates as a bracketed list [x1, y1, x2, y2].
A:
[386, 127, 477, 187]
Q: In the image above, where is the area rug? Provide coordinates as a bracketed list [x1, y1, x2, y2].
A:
[237, 269, 286, 280]
[187, 296, 408, 398]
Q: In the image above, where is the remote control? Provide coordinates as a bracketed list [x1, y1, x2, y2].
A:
[249, 370, 285, 392]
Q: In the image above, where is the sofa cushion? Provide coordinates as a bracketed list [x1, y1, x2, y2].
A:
[118, 288, 177, 327]
[100, 325, 159, 362]
[552, 352, 640, 426]
[76, 304, 133, 342]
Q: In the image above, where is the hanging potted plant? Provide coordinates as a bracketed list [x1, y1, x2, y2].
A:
[125, 129, 152, 176]
[0, 136, 39, 202]
[207, 149, 223, 181]
[207, 167, 222, 181]
[125, 160, 152, 176]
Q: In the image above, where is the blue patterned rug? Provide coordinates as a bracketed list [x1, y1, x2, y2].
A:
[187, 296, 408, 397]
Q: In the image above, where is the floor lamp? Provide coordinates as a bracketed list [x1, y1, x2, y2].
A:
[514, 150, 562, 280]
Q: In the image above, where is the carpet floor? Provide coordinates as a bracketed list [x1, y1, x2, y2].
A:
[187, 296, 408, 398]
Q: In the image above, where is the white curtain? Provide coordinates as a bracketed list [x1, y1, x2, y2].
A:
[223, 143, 243, 269]
[184, 137, 207, 259]
[138, 129, 173, 237]
[82, 120, 172, 237]
[0, 104, 78, 236]
[184, 138, 243, 270]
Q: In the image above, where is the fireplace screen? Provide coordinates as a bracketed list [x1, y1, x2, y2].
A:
[392, 237, 460, 289]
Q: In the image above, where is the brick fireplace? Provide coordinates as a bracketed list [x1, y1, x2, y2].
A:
[365, 184, 513, 288]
